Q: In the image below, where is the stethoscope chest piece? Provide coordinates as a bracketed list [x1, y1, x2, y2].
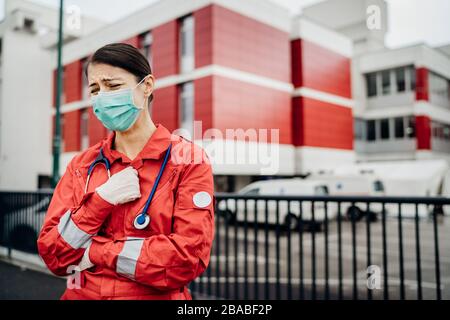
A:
[133, 213, 150, 230]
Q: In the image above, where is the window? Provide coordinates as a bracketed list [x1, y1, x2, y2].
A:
[430, 72, 449, 99]
[373, 180, 385, 192]
[80, 109, 89, 150]
[245, 188, 260, 195]
[367, 120, 376, 141]
[179, 82, 194, 137]
[448, 80, 450, 102]
[380, 118, 389, 140]
[432, 122, 442, 139]
[406, 117, 415, 138]
[444, 125, 450, 140]
[354, 118, 364, 140]
[395, 67, 406, 92]
[394, 117, 404, 138]
[409, 66, 416, 91]
[179, 15, 194, 73]
[24, 17, 35, 33]
[314, 186, 329, 195]
[432, 125, 438, 138]
[381, 70, 390, 95]
[139, 32, 153, 67]
[366, 73, 377, 97]
[55, 67, 66, 105]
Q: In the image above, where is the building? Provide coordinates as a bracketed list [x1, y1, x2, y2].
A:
[302, 0, 450, 164]
[45, 0, 355, 192]
[353, 44, 450, 163]
[0, 0, 104, 190]
[0, 0, 448, 192]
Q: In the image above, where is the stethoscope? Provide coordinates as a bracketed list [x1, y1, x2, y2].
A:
[84, 143, 172, 230]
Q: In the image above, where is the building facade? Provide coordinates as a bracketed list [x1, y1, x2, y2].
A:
[0, 0, 449, 191]
[353, 45, 450, 162]
[46, 0, 355, 192]
[0, 0, 104, 191]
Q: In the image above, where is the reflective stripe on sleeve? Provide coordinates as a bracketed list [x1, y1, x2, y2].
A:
[57, 210, 91, 249]
[116, 237, 145, 280]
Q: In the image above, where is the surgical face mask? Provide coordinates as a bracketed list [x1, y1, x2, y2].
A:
[91, 76, 150, 132]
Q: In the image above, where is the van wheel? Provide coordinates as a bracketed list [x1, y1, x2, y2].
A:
[221, 209, 236, 224]
[431, 205, 444, 216]
[347, 206, 364, 221]
[284, 213, 298, 231]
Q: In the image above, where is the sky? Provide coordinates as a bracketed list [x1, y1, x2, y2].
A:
[25, 0, 450, 49]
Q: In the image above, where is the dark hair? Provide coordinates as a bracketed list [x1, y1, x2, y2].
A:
[85, 43, 153, 103]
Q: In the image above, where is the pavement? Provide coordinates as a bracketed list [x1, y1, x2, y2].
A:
[0, 260, 66, 300]
[201, 212, 450, 300]
[0, 211, 448, 300]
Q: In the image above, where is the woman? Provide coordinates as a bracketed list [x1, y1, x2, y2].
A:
[37, 43, 215, 300]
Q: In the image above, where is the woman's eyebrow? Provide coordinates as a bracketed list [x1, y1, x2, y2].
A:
[88, 77, 124, 87]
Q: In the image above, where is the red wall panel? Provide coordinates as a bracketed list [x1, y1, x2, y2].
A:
[292, 97, 303, 146]
[293, 39, 352, 99]
[415, 115, 431, 150]
[63, 110, 81, 152]
[194, 77, 213, 136]
[152, 85, 179, 132]
[122, 35, 140, 48]
[152, 20, 179, 78]
[207, 5, 290, 83]
[291, 39, 303, 88]
[416, 67, 429, 101]
[212, 75, 292, 144]
[194, 6, 213, 68]
[293, 97, 353, 150]
[64, 60, 82, 103]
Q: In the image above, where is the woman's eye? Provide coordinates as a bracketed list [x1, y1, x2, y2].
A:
[90, 90, 99, 96]
[110, 84, 121, 89]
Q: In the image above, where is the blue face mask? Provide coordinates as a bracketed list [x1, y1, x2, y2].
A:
[91, 76, 149, 132]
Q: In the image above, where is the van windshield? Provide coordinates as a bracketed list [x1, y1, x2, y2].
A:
[373, 180, 385, 192]
[314, 185, 329, 195]
[244, 188, 260, 195]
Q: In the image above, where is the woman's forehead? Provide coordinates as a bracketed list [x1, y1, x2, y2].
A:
[87, 63, 131, 82]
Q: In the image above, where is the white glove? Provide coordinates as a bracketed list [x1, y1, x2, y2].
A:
[75, 245, 94, 272]
[95, 166, 141, 205]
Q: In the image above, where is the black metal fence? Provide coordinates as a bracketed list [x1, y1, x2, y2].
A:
[193, 193, 449, 300]
[0, 191, 449, 300]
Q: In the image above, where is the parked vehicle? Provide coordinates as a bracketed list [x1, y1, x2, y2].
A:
[305, 173, 385, 220]
[2, 196, 50, 253]
[324, 159, 449, 218]
[217, 179, 332, 230]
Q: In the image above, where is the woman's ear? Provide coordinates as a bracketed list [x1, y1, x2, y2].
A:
[144, 74, 155, 98]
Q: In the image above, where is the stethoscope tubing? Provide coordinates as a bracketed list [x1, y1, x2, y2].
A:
[83, 143, 172, 230]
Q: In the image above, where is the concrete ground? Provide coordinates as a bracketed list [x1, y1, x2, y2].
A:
[0, 260, 65, 300]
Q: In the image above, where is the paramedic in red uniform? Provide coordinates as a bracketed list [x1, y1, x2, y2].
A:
[37, 43, 215, 300]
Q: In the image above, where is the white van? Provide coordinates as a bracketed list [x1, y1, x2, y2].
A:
[328, 160, 449, 218]
[306, 174, 386, 220]
[217, 179, 332, 230]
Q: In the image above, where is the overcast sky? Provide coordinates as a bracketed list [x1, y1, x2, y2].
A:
[27, 0, 450, 49]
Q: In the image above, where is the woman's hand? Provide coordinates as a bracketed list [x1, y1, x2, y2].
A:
[95, 166, 141, 205]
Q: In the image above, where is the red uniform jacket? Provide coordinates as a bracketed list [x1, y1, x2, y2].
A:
[37, 124, 215, 300]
